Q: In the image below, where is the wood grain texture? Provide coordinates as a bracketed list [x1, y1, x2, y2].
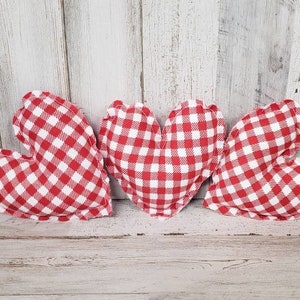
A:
[0, 235, 300, 298]
[0, 200, 299, 238]
[286, 0, 300, 102]
[0, 297, 213, 300]
[0, 297, 148, 300]
[0, 0, 69, 151]
[142, 0, 220, 125]
[64, 0, 143, 128]
[286, 0, 300, 158]
[215, 0, 296, 130]
[1, 2, 300, 298]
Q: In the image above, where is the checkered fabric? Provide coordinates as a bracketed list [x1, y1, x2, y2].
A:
[203, 99, 300, 220]
[0, 91, 112, 221]
[99, 100, 226, 218]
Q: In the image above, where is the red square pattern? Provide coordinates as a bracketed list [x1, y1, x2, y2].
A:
[203, 99, 300, 220]
[0, 91, 112, 221]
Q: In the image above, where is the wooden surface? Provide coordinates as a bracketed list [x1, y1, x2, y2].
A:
[1, 234, 300, 299]
[1, 0, 300, 298]
[1, 201, 300, 299]
[142, 0, 219, 124]
[216, 0, 296, 128]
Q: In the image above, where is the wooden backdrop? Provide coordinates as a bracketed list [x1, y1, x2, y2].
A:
[1, 1, 300, 298]
[1, 0, 299, 198]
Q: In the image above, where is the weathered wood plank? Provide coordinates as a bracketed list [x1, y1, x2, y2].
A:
[286, 0, 300, 159]
[0, 0, 69, 151]
[142, 0, 220, 125]
[0, 296, 149, 300]
[0, 199, 299, 238]
[286, 0, 300, 102]
[0, 236, 299, 298]
[216, 0, 296, 130]
[63, 0, 143, 128]
[0, 296, 150, 300]
[286, 0, 300, 157]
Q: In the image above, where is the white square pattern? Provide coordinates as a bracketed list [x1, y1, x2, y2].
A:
[0, 91, 111, 221]
[204, 99, 300, 221]
[99, 99, 226, 218]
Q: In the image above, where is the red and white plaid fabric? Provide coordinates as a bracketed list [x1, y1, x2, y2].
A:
[0, 91, 112, 221]
[203, 99, 300, 220]
[99, 100, 225, 218]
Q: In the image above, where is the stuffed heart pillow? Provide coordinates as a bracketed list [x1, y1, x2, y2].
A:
[203, 99, 300, 220]
[0, 91, 112, 221]
[99, 100, 226, 218]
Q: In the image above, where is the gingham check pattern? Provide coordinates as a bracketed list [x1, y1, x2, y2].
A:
[0, 91, 112, 221]
[99, 100, 225, 218]
[203, 99, 300, 220]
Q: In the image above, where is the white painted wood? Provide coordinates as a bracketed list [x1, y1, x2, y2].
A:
[63, 0, 143, 128]
[286, 0, 300, 102]
[0, 236, 300, 298]
[286, 0, 300, 158]
[216, 0, 296, 130]
[0, 0, 69, 151]
[0, 296, 210, 300]
[0, 200, 299, 238]
[0, 1, 300, 298]
[142, 0, 220, 125]
[0, 297, 147, 300]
